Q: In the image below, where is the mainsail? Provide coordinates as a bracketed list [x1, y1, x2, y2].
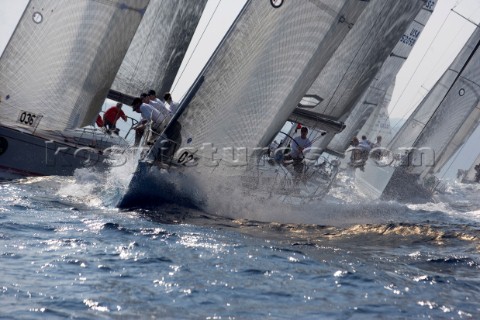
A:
[288, 0, 426, 139]
[154, 0, 373, 170]
[109, 0, 208, 103]
[326, 1, 435, 155]
[0, 0, 149, 132]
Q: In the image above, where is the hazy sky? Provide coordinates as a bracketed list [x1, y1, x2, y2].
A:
[1, 0, 480, 176]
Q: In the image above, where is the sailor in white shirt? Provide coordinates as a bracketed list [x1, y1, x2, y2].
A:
[163, 92, 180, 114]
[147, 90, 171, 116]
[131, 97, 167, 146]
[284, 126, 312, 180]
[289, 127, 312, 159]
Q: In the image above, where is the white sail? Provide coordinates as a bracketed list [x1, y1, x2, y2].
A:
[109, 0, 208, 101]
[356, 25, 480, 200]
[389, 28, 480, 154]
[156, 0, 372, 169]
[288, 0, 426, 135]
[0, 0, 149, 131]
[326, 1, 435, 155]
[409, 36, 480, 179]
[357, 96, 393, 142]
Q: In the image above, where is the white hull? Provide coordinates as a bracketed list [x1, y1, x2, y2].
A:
[0, 125, 128, 178]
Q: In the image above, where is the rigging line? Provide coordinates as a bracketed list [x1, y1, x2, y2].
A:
[451, 8, 480, 27]
[171, 0, 223, 92]
[391, 8, 480, 131]
[390, 20, 470, 131]
[388, 9, 453, 124]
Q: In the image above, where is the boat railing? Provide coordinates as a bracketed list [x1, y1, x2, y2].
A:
[123, 116, 139, 142]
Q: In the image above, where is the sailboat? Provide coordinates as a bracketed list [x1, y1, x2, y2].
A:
[0, 0, 150, 178]
[118, 0, 374, 208]
[265, 0, 427, 197]
[325, 0, 435, 158]
[460, 152, 480, 183]
[0, 0, 207, 179]
[356, 23, 480, 201]
[118, 0, 427, 210]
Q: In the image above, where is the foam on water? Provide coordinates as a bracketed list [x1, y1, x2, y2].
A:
[2, 166, 480, 318]
[56, 150, 142, 208]
[50, 153, 480, 230]
[91, 160, 414, 226]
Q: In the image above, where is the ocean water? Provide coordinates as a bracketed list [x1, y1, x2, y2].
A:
[1, 168, 479, 319]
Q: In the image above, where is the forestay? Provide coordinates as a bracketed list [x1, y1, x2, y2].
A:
[326, 0, 435, 155]
[109, 0, 208, 102]
[154, 0, 371, 171]
[0, 0, 148, 132]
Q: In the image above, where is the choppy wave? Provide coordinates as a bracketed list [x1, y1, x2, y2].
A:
[1, 173, 480, 319]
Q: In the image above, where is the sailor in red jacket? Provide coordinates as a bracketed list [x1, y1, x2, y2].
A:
[103, 102, 127, 133]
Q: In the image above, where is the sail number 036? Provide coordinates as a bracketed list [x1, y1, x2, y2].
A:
[17, 111, 39, 127]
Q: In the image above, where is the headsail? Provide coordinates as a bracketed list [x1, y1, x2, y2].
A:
[0, 0, 149, 132]
[109, 0, 208, 103]
[326, 1, 435, 155]
[356, 94, 393, 143]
